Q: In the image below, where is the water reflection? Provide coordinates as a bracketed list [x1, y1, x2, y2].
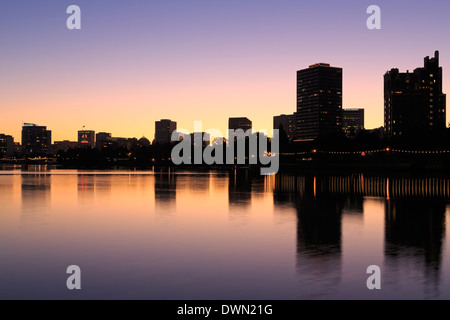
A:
[273, 173, 449, 298]
[154, 171, 177, 210]
[384, 198, 446, 299]
[21, 173, 51, 225]
[228, 170, 252, 207]
[1, 170, 450, 299]
[343, 195, 364, 215]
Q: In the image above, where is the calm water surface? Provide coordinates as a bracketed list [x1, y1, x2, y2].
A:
[1, 168, 450, 299]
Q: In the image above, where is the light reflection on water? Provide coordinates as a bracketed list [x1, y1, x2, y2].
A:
[0, 169, 450, 299]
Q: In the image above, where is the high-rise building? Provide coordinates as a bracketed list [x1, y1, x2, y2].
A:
[274, 114, 296, 141]
[296, 63, 343, 141]
[342, 109, 365, 137]
[78, 130, 95, 147]
[22, 123, 52, 156]
[228, 117, 252, 132]
[154, 119, 177, 144]
[384, 51, 446, 138]
[0, 134, 14, 158]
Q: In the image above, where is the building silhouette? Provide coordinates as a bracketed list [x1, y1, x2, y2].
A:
[274, 113, 296, 141]
[94, 132, 137, 151]
[0, 134, 14, 157]
[190, 132, 210, 147]
[384, 51, 446, 139]
[53, 140, 78, 153]
[137, 136, 150, 148]
[96, 132, 112, 149]
[78, 130, 95, 148]
[228, 117, 252, 132]
[154, 119, 177, 144]
[21, 123, 51, 156]
[342, 108, 364, 137]
[296, 63, 343, 141]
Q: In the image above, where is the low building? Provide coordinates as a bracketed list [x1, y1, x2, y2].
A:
[342, 109, 364, 137]
[274, 113, 296, 141]
[53, 140, 78, 153]
[0, 134, 14, 158]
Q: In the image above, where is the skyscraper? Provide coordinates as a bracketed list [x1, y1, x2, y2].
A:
[78, 130, 95, 147]
[228, 117, 252, 132]
[384, 51, 446, 139]
[342, 109, 364, 137]
[21, 123, 51, 156]
[296, 63, 343, 141]
[154, 119, 177, 144]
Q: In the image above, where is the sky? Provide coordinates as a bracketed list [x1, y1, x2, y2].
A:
[1, 0, 450, 142]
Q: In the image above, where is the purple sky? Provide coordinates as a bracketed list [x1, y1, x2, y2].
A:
[1, 0, 449, 141]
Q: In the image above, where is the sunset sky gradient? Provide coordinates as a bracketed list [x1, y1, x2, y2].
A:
[1, 0, 450, 142]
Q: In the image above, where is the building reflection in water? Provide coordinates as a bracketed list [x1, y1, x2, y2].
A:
[21, 172, 51, 225]
[228, 169, 252, 208]
[273, 175, 343, 297]
[154, 170, 177, 210]
[78, 173, 112, 200]
[384, 197, 446, 299]
[273, 173, 448, 298]
[78, 174, 95, 201]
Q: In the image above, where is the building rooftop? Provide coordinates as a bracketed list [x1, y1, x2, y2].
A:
[308, 63, 331, 68]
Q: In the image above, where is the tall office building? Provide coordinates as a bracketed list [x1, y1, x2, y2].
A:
[384, 51, 446, 138]
[22, 123, 52, 156]
[274, 114, 296, 141]
[296, 63, 343, 141]
[0, 134, 14, 157]
[78, 130, 95, 147]
[228, 117, 252, 132]
[342, 109, 364, 137]
[154, 119, 177, 144]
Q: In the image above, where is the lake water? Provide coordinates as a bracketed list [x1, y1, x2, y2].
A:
[1, 167, 450, 299]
